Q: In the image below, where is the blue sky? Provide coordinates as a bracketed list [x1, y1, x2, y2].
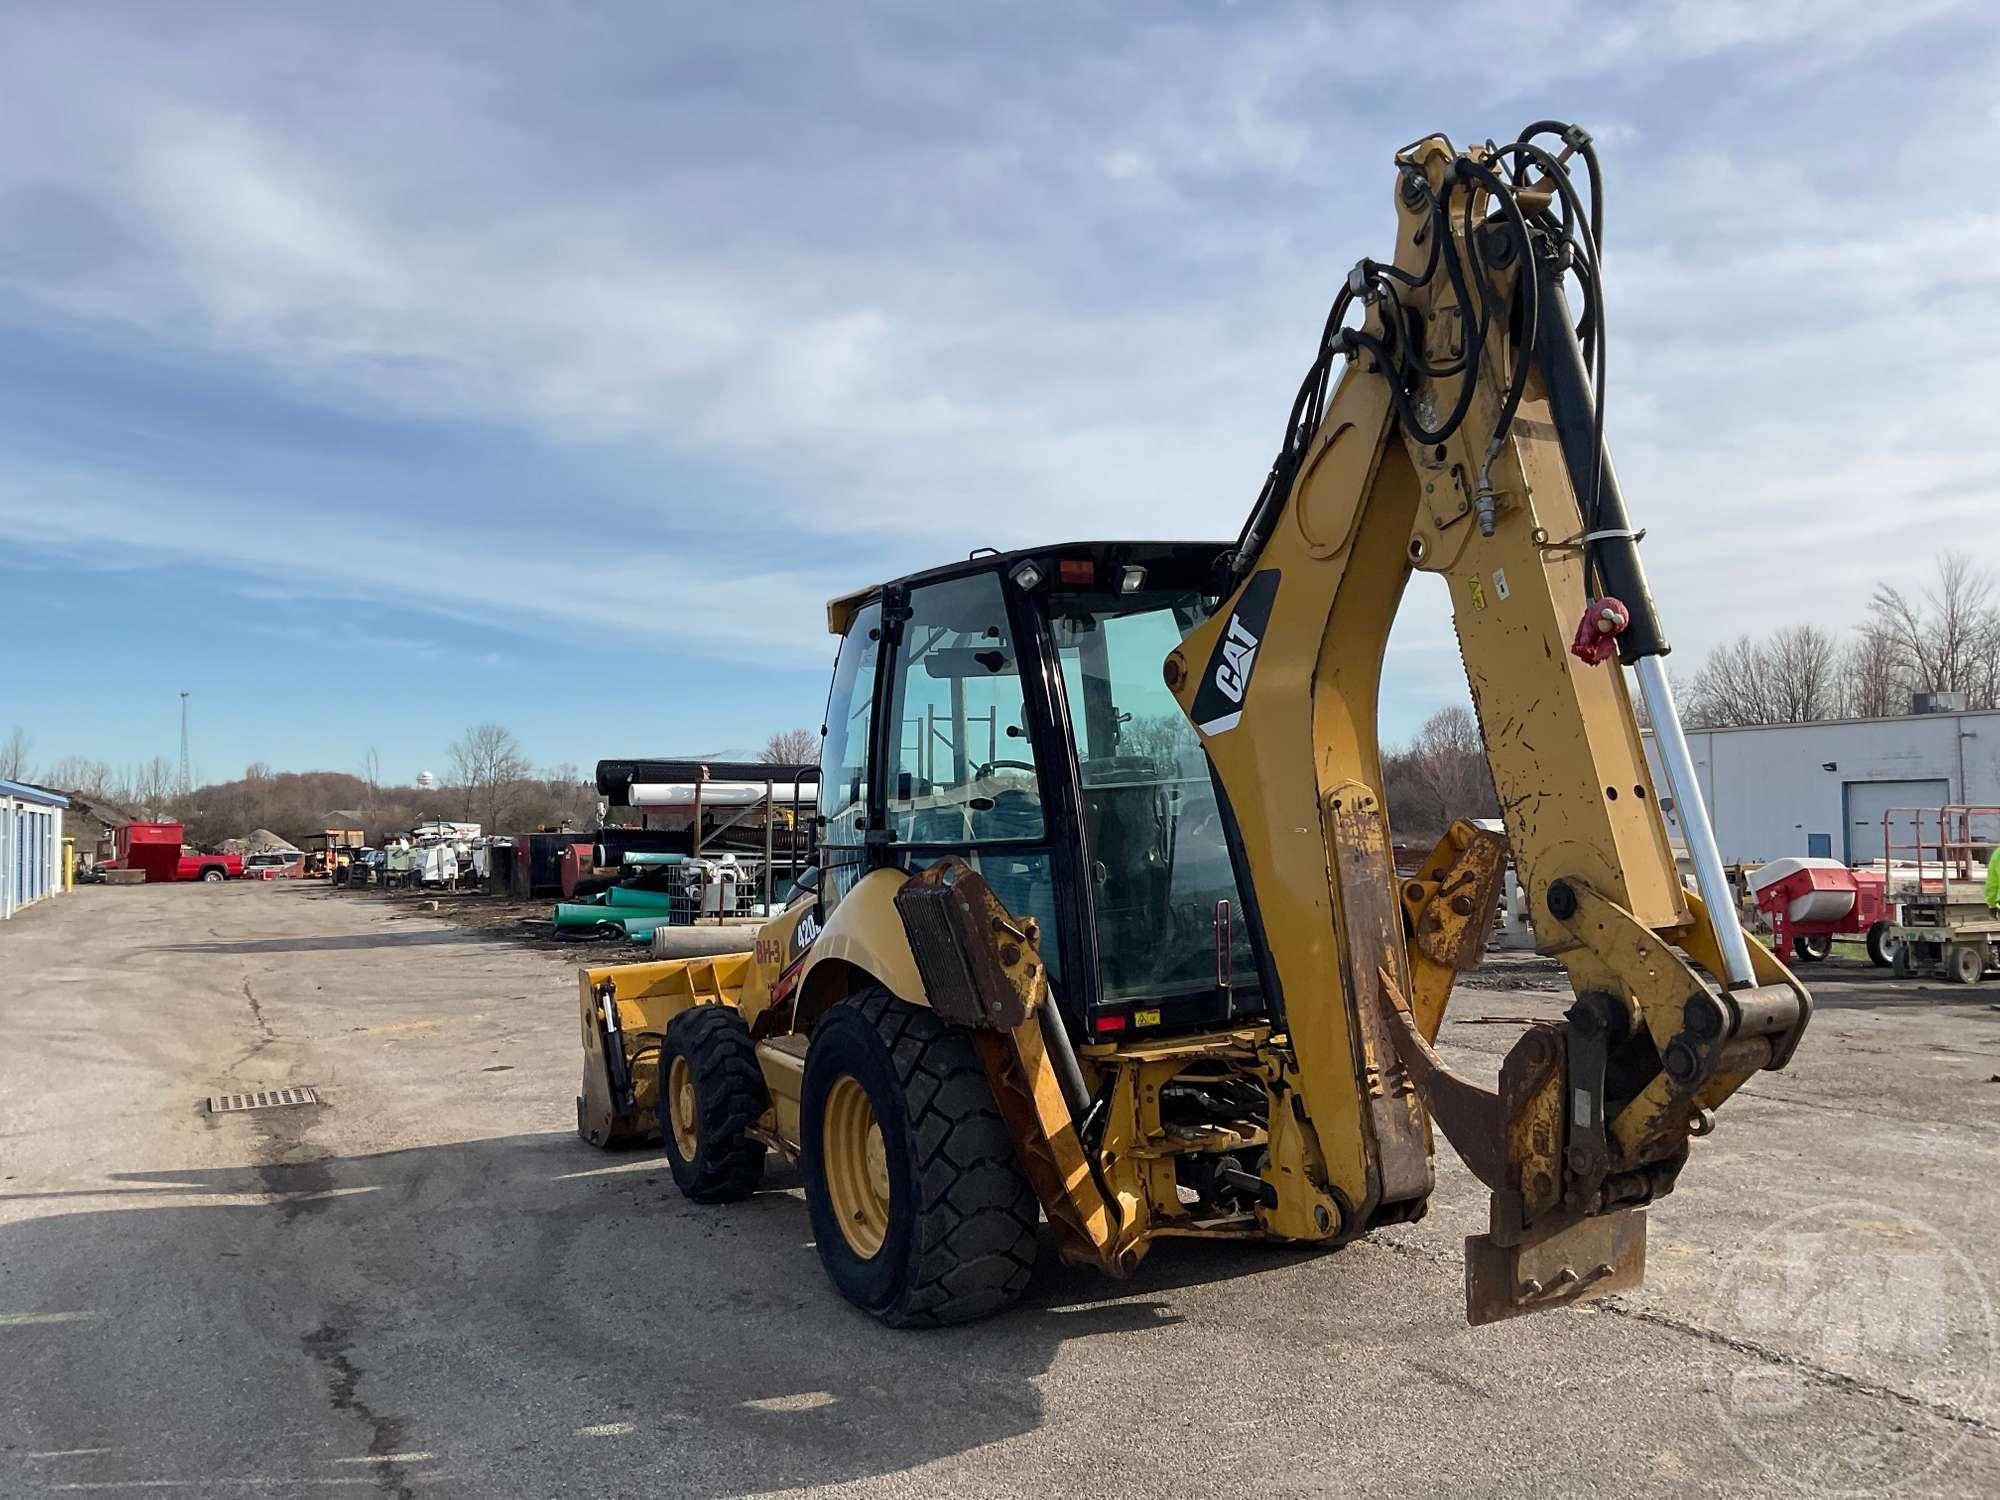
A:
[3, 1, 1996, 785]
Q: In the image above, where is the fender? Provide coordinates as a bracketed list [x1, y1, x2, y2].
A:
[736, 894, 818, 1032]
[793, 867, 928, 1024]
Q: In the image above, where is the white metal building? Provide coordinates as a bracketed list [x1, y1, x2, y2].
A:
[1, 779, 69, 919]
[1642, 708, 2000, 866]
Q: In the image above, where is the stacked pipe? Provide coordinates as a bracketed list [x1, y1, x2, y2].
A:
[550, 851, 691, 942]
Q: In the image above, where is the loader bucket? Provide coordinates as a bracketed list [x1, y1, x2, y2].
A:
[576, 954, 754, 1147]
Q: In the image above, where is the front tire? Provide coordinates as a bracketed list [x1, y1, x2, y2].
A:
[657, 1005, 767, 1202]
[1865, 922, 1898, 968]
[801, 988, 1037, 1327]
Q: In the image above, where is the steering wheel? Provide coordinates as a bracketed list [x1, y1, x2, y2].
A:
[973, 759, 1037, 779]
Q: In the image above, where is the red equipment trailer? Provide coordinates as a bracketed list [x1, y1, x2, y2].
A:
[1747, 857, 1898, 967]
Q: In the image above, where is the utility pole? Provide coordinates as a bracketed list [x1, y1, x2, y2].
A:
[178, 691, 191, 796]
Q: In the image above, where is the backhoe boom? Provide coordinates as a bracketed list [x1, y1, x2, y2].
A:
[1166, 125, 1810, 1321]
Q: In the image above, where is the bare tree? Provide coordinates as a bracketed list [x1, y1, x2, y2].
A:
[1677, 554, 1996, 727]
[448, 724, 530, 830]
[1765, 624, 1844, 722]
[761, 727, 820, 767]
[532, 763, 601, 831]
[124, 756, 179, 816]
[1868, 550, 2000, 709]
[1684, 637, 1771, 727]
[42, 755, 118, 800]
[1626, 666, 1698, 731]
[1684, 624, 1845, 727]
[1843, 622, 1906, 719]
[1973, 607, 2000, 711]
[1383, 706, 1498, 836]
[0, 726, 30, 780]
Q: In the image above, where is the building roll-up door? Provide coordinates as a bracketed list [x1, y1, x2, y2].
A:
[1843, 778, 1950, 866]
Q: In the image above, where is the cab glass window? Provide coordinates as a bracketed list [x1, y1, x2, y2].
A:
[885, 573, 1044, 845]
[818, 600, 881, 847]
[1048, 593, 1259, 1003]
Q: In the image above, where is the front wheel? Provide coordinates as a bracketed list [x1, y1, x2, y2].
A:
[1865, 922, 1899, 969]
[657, 1005, 767, 1202]
[800, 988, 1037, 1327]
[1792, 934, 1831, 963]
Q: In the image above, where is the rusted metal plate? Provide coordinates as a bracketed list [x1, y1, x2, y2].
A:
[1466, 1208, 1647, 1326]
[1328, 790, 1432, 1206]
[207, 1087, 320, 1115]
[1413, 822, 1510, 971]
[1499, 1022, 1566, 1225]
[893, 858, 1046, 1031]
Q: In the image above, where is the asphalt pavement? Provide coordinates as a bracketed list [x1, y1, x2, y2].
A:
[2, 883, 1996, 1497]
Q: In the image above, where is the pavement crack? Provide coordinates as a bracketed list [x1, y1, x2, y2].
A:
[1375, 1238, 1997, 1439]
[302, 1321, 416, 1499]
[1588, 1299, 2000, 1439]
[242, 979, 276, 1041]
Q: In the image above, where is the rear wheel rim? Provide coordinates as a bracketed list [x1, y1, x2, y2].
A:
[823, 1075, 890, 1259]
[667, 1054, 699, 1159]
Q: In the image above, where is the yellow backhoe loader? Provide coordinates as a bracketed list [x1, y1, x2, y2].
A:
[576, 120, 1811, 1327]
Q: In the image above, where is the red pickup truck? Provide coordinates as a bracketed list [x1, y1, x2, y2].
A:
[112, 823, 245, 883]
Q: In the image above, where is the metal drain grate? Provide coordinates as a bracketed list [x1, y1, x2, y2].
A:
[206, 1086, 321, 1114]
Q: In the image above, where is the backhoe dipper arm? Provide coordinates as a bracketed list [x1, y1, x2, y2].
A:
[1166, 125, 1811, 1322]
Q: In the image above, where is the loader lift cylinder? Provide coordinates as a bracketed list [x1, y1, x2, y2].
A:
[1528, 244, 1757, 989]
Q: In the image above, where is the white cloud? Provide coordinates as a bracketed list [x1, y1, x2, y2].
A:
[0, 463, 840, 663]
[0, 0, 1994, 730]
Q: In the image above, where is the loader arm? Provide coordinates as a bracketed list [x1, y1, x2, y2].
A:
[1168, 125, 1811, 1322]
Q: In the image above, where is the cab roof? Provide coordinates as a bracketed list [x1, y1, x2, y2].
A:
[825, 539, 1232, 634]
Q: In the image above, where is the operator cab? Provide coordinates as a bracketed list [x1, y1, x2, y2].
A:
[816, 541, 1266, 1042]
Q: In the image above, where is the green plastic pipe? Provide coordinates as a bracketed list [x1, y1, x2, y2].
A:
[554, 903, 661, 929]
[619, 851, 686, 867]
[603, 886, 679, 911]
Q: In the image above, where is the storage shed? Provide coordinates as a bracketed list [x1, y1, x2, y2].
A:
[1, 779, 69, 919]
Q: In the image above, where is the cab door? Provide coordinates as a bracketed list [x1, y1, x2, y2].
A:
[877, 570, 1066, 982]
[816, 598, 884, 918]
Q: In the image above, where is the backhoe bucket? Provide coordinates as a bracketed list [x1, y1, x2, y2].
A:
[1374, 969, 1649, 1324]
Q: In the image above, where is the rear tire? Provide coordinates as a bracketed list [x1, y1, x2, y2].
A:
[657, 1005, 767, 1202]
[801, 987, 1037, 1327]
[1865, 922, 1898, 969]
[1947, 944, 1986, 986]
[201, 867, 225, 883]
[1792, 934, 1831, 963]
